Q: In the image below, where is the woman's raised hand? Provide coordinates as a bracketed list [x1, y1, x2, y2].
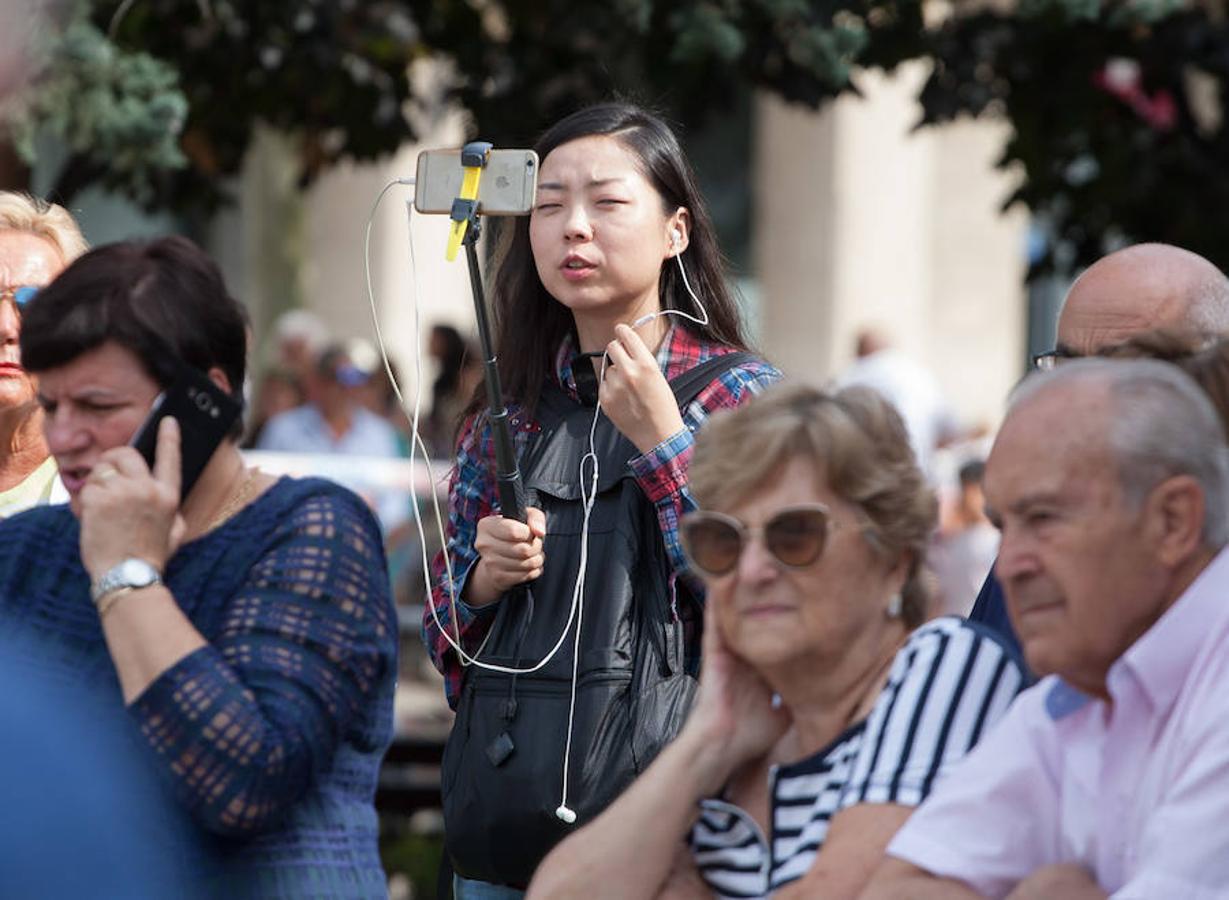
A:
[466, 506, 547, 606]
[685, 612, 790, 794]
[600, 323, 686, 455]
[79, 416, 185, 579]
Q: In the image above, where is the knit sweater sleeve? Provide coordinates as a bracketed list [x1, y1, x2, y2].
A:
[127, 487, 395, 838]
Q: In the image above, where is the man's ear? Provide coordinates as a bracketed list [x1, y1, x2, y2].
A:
[1146, 474, 1207, 568]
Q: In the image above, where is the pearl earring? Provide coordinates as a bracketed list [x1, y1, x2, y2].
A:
[887, 593, 903, 618]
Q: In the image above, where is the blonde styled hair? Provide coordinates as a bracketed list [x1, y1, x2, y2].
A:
[0, 192, 88, 264]
[689, 383, 938, 627]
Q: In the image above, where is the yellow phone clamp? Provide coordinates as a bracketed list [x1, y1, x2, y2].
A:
[446, 141, 494, 261]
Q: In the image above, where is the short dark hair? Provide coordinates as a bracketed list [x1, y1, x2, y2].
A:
[957, 459, 986, 487]
[20, 236, 249, 436]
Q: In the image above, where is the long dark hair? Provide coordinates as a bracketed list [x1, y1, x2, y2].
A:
[473, 102, 751, 419]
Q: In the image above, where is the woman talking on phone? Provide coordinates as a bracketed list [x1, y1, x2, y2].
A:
[422, 103, 780, 896]
[0, 237, 397, 898]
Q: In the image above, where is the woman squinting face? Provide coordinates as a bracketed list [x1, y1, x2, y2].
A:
[529, 135, 676, 323]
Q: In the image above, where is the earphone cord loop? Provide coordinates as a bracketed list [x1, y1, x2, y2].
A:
[555, 355, 607, 821]
[366, 192, 712, 818]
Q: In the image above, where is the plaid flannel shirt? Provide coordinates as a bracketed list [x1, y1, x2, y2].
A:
[422, 326, 781, 708]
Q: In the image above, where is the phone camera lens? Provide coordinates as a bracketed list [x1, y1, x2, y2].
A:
[195, 393, 212, 411]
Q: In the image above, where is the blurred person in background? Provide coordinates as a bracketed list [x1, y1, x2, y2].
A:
[838, 326, 959, 482]
[0, 236, 397, 898]
[528, 384, 1024, 900]
[257, 340, 408, 532]
[242, 366, 304, 448]
[0, 191, 87, 517]
[268, 307, 329, 386]
[929, 459, 999, 618]
[355, 350, 415, 454]
[424, 323, 475, 453]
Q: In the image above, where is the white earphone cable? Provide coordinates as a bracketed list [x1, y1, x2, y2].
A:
[362, 194, 709, 823]
[557, 244, 710, 821]
[363, 182, 589, 676]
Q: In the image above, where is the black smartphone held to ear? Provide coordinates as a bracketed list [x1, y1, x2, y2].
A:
[130, 366, 243, 501]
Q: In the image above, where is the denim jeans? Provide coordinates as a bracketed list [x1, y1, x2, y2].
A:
[453, 875, 526, 900]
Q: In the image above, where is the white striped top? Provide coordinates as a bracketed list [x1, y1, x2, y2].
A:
[688, 616, 1026, 899]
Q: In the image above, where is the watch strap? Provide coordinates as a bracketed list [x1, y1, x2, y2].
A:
[90, 558, 163, 606]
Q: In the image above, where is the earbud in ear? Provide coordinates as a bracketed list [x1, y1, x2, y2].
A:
[671, 228, 682, 247]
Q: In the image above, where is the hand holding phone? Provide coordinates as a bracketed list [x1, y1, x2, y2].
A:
[130, 367, 242, 501]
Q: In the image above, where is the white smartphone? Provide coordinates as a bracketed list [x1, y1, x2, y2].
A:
[413, 148, 538, 216]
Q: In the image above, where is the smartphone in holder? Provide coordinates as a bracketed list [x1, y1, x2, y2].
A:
[129, 366, 243, 502]
[414, 148, 538, 216]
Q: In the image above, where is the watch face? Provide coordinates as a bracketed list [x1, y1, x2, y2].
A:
[119, 559, 158, 587]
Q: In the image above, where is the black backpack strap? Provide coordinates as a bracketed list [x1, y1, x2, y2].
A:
[516, 379, 573, 489]
[667, 351, 759, 408]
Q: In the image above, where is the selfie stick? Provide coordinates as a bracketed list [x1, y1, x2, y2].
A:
[447, 141, 528, 524]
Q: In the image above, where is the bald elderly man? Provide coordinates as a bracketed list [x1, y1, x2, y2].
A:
[865, 358, 1229, 898]
[970, 243, 1229, 647]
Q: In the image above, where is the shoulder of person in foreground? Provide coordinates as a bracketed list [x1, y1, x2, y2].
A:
[771, 618, 1029, 900]
[843, 616, 1028, 810]
[861, 673, 1072, 899]
[0, 636, 204, 900]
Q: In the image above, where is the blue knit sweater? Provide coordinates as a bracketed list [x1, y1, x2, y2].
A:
[0, 477, 397, 898]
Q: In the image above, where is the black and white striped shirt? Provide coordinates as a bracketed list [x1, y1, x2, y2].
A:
[689, 617, 1026, 899]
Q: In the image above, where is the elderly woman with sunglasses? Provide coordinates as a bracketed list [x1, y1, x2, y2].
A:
[0, 192, 87, 517]
[529, 383, 1026, 900]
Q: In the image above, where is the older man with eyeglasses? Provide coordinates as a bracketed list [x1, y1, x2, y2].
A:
[971, 243, 1229, 651]
[0, 192, 87, 518]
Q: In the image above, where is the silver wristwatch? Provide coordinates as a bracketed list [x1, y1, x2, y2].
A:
[90, 558, 163, 605]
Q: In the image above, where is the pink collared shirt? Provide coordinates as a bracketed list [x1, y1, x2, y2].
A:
[887, 545, 1229, 899]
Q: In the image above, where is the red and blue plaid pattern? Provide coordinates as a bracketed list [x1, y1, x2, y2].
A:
[422, 326, 781, 708]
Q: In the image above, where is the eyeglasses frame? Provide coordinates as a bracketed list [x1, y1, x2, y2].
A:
[681, 502, 875, 577]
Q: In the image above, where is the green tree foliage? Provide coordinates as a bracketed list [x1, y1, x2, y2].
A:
[404, 0, 924, 142]
[2, 0, 921, 212]
[5, 0, 1229, 278]
[919, 0, 1229, 277]
[3, 1, 423, 211]
[2, 8, 187, 204]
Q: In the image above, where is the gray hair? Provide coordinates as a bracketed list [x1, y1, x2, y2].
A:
[1011, 358, 1229, 547]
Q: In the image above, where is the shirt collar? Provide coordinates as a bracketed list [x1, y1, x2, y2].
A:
[553, 323, 689, 398]
[1112, 544, 1229, 714]
[1044, 679, 1092, 720]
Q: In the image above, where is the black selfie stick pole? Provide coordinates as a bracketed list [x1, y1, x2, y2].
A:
[451, 143, 527, 523]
